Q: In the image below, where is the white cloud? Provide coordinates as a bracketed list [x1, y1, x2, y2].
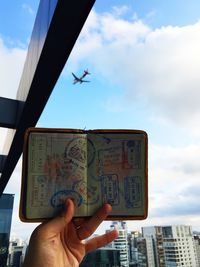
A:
[0, 38, 30, 236]
[0, 37, 26, 154]
[66, 11, 200, 230]
[148, 143, 200, 224]
[112, 5, 130, 17]
[0, 38, 26, 99]
[22, 3, 34, 15]
[69, 11, 200, 135]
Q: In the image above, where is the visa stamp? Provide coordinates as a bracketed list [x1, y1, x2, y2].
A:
[50, 190, 82, 208]
[66, 137, 87, 168]
[124, 176, 142, 208]
[43, 154, 66, 179]
[37, 175, 47, 184]
[125, 140, 141, 169]
[98, 147, 122, 167]
[72, 180, 99, 205]
[87, 138, 96, 166]
[97, 146, 123, 175]
[101, 174, 119, 205]
[31, 175, 50, 207]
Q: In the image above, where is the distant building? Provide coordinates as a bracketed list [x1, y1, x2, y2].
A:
[128, 231, 140, 264]
[142, 226, 165, 267]
[80, 247, 120, 267]
[10, 245, 24, 267]
[110, 221, 129, 267]
[128, 231, 141, 265]
[128, 231, 152, 267]
[0, 194, 14, 267]
[194, 235, 200, 267]
[143, 225, 198, 267]
[7, 237, 28, 267]
[145, 235, 156, 267]
[137, 237, 149, 267]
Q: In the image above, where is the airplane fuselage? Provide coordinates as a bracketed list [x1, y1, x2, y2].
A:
[72, 70, 90, 84]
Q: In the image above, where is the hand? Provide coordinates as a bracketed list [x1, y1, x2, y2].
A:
[22, 199, 118, 267]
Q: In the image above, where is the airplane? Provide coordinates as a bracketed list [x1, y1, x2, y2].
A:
[72, 69, 91, 84]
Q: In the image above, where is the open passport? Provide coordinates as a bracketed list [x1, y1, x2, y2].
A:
[20, 128, 148, 222]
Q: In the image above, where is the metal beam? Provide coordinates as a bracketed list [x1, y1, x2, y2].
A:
[0, 0, 95, 195]
[0, 97, 24, 129]
[0, 155, 7, 173]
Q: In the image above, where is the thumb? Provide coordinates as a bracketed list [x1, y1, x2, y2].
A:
[40, 198, 75, 236]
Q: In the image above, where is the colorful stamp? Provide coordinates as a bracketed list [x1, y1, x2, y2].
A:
[66, 137, 87, 167]
[101, 174, 119, 205]
[50, 190, 82, 208]
[125, 140, 141, 169]
[72, 180, 99, 205]
[37, 175, 47, 184]
[98, 147, 122, 167]
[124, 176, 142, 208]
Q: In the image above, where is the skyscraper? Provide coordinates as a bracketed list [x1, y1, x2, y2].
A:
[0, 193, 14, 267]
[110, 221, 129, 267]
[193, 235, 200, 267]
[143, 225, 198, 267]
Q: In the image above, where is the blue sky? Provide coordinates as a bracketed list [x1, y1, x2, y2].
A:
[95, 0, 200, 27]
[1, 0, 200, 239]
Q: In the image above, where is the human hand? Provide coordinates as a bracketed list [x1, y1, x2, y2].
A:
[22, 199, 118, 267]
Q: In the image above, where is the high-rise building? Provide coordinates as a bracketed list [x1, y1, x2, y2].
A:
[142, 226, 165, 267]
[193, 235, 200, 267]
[0, 193, 14, 267]
[8, 237, 28, 267]
[110, 221, 129, 267]
[145, 235, 156, 267]
[136, 237, 148, 266]
[128, 230, 155, 267]
[128, 231, 141, 264]
[143, 225, 198, 267]
[10, 245, 24, 267]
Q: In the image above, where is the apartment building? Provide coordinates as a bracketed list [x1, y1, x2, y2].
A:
[110, 221, 129, 267]
[193, 235, 200, 267]
[143, 225, 198, 267]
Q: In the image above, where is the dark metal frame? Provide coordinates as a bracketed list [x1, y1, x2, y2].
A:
[0, 0, 95, 195]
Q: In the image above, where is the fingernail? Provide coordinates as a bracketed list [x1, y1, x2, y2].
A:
[105, 203, 112, 212]
[66, 197, 75, 206]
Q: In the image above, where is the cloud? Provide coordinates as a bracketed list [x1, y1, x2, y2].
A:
[22, 3, 34, 15]
[0, 35, 29, 237]
[0, 38, 26, 99]
[0, 37, 26, 154]
[111, 5, 131, 17]
[65, 10, 200, 230]
[147, 143, 200, 221]
[68, 10, 200, 134]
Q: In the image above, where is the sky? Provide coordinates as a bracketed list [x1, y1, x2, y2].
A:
[1, 0, 200, 240]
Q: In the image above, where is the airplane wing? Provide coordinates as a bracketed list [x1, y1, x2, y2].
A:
[81, 80, 90, 83]
[72, 73, 79, 79]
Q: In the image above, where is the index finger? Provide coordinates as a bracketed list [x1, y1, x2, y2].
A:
[76, 203, 112, 240]
[38, 198, 75, 237]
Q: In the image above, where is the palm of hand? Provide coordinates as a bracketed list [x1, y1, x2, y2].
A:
[22, 199, 118, 267]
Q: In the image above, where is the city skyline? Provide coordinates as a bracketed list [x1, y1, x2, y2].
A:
[1, 0, 200, 240]
[8, 221, 200, 267]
